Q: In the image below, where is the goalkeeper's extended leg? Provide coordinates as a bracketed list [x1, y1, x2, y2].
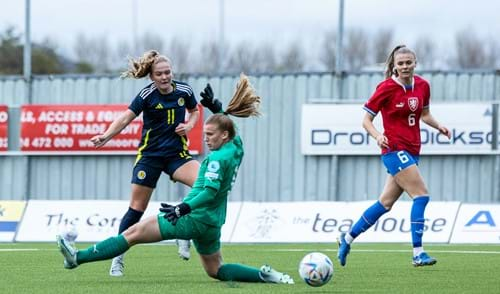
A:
[57, 234, 130, 269]
[57, 216, 162, 272]
[200, 251, 294, 284]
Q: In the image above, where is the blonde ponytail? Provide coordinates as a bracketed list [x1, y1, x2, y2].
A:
[121, 50, 171, 79]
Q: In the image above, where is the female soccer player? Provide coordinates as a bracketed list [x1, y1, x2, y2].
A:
[337, 45, 451, 267]
[58, 74, 294, 284]
[90, 50, 199, 276]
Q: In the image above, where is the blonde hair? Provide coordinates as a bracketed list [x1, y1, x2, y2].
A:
[121, 50, 172, 79]
[225, 73, 261, 118]
[205, 73, 261, 140]
[384, 45, 417, 79]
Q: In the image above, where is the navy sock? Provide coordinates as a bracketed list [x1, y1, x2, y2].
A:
[350, 201, 389, 239]
[118, 207, 144, 234]
[411, 196, 429, 248]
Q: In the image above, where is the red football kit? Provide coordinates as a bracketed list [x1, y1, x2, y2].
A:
[363, 75, 430, 155]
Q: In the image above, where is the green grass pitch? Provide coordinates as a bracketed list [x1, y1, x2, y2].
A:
[1, 242, 499, 293]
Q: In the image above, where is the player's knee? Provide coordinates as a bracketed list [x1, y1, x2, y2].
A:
[205, 267, 219, 279]
[130, 199, 148, 212]
[378, 198, 394, 210]
[122, 224, 140, 245]
[410, 189, 428, 198]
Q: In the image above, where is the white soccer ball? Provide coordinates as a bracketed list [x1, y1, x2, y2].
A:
[62, 225, 79, 243]
[298, 252, 334, 287]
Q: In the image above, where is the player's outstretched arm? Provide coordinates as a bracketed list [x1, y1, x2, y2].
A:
[200, 83, 223, 114]
[90, 109, 137, 148]
[159, 187, 217, 225]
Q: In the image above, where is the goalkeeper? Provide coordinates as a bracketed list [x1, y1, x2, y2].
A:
[57, 74, 294, 284]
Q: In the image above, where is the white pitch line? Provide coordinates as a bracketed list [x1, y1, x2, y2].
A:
[1, 247, 499, 255]
[0, 248, 41, 252]
[269, 249, 500, 254]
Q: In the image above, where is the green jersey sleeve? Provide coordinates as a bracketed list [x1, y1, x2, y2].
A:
[203, 156, 225, 191]
[184, 187, 217, 210]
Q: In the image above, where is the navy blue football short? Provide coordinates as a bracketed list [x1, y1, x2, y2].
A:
[131, 153, 194, 188]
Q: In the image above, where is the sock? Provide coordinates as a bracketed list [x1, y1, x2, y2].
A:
[216, 264, 262, 282]
[411, 196, 429, 248]
[413, 246, 424, 257]
[344, 233, 354, 244]
[350, 201, 389, 239]
[76, 235, 130, 265]
[119, 207, 144, 234]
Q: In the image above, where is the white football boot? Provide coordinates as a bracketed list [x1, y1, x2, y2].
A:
[176, 239, 191, 261]
[109, 254, 125, 277]
[56, 235, 78, 269]
[259, 265, 294, 284]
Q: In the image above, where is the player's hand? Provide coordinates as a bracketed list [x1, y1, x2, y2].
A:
[200, 83, 223, 114]
[438, 125, 451, 139]
[375, 134, 389, 149]
[159, 203, 191, 225]
[175, 123, 193, 136]
[90, 134, 109, 148]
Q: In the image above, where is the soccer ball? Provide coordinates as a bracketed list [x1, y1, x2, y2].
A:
[298, 252, 334, 287]
[61, 225, 79, 244]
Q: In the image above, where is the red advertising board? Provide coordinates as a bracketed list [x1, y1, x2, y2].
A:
[0, 105, 7, 151]
[20, 104, 203, 154]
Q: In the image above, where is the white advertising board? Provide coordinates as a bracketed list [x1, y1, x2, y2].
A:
[16, 200, 241, 242]
[301, 103, 496, 155]
[17, 200, 137, 242]
[450, 204, 500, 244]
[230, 201, 459, 243]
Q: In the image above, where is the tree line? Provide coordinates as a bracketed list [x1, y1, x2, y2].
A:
[1, 26, 498, 76]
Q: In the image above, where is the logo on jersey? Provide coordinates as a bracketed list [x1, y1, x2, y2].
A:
[408, 97, 419, 112]
[155, 103, 164, 110]
[395, 102, 404, 108]
[205, 161, 220, 181]
[177, 98, 185, 106]
[137, 170, 146, 180]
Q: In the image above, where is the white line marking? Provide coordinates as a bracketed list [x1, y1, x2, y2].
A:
[1, 247, 499, 255]
[0, 248, 41, 252]
[268, 249, 500, 254]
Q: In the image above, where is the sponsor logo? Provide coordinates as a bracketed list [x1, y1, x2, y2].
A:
[310, 213, 447, 233]
[251, 209, 280, 239]
[465, 210, 496, 227]
[204, 171, 219, 180]
[396, 102, 404, 108]
[310, 128, 500, 146]
[205, 162, 220, 180]
[311, 129, 371, 146]
[155, 103, 164, 110]
[207, 161, 220, 172]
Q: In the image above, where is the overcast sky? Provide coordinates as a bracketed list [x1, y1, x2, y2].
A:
[0, 0, 498, 61]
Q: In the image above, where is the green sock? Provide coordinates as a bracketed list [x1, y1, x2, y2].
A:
[76, 235, 129, 265]
[216, 264, 262, 282]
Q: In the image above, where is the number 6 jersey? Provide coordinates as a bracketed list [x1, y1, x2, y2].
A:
[363, 75, 430, 156]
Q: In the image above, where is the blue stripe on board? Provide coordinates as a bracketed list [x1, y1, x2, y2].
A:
[0, 221, 18, 232]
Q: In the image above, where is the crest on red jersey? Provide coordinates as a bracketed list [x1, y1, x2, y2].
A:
[408, 97, 419, 112]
